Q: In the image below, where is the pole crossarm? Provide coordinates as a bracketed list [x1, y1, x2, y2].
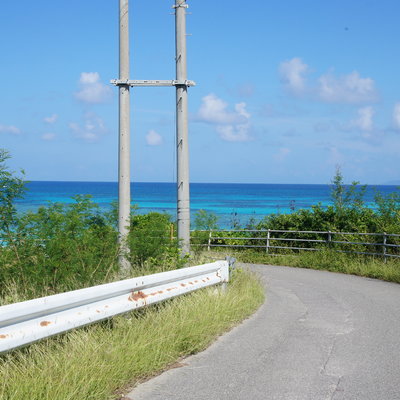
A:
[111, 79, 196, 87]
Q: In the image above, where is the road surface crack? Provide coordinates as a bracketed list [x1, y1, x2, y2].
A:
[330, 376, 343, 400]
[320, 336, 337, 375]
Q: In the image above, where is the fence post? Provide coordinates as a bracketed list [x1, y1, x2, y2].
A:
[266, 229, 270, 253]
[383, 232, 387, 263]
[327, 231, 332, 249]
[207, 230, 212, 252]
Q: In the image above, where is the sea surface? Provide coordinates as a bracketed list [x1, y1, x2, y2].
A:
[15, 182, 399, 228]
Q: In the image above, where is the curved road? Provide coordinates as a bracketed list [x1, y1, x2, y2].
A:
[127, 264, 400, 400]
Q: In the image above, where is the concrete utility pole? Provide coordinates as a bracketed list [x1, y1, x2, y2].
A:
[111, 0, 194, 259]
[175, 0, 191, 255]
[118, 0, 131, 274]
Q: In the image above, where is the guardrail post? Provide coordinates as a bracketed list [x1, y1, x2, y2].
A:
[221, 256, 234, 291]
[383, 232, 387, 263]
[266, 229, 270, 253]
[207, 230, 212, 251]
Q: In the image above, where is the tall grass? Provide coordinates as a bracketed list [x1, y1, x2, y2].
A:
[210, 249, 400, 283]
[0, 269, 264, 400]
[0, 196, 188, 304]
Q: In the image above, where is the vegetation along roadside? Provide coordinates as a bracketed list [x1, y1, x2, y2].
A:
[0, 269, 264, 400]
[0, 149, 264, 399]
[192, 167, 400, 284]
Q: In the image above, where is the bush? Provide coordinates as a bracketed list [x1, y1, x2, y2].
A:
[0, 150, 189, 300]
[129, 212, 184, 270]
[0, 195, 119, 299]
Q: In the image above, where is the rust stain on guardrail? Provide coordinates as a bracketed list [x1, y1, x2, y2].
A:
[128, 291, 148, 302]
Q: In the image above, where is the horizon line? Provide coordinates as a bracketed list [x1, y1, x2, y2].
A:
[24, 180, 398, 186]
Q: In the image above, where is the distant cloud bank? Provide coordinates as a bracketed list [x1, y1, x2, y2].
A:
[393, 103, 400, 130]
[69, 112, 107, 142]
[41, 133, 56, 141]
[43, 114, 58, 124]
[0, 125, 20, 135]
[279, 58, 378, 104]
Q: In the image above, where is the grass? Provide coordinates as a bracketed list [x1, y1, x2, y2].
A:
[0, 262, 195, 306]
[0, 269, 264, 400]
[202, 248, 400, 284]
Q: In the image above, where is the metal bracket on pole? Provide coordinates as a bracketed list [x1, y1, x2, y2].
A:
[111, 79, 196, 87]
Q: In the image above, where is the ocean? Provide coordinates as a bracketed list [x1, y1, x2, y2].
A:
[15, 181, 399, 228]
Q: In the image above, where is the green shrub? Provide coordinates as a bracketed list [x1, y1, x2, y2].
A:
[0, 195, 119, 299]
[129, 212, 184, 270]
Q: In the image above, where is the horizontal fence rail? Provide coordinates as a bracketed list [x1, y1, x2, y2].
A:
[0, 261, 229, 354]
[191, 230, 400, 260]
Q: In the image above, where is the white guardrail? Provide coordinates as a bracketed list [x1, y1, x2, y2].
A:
[0, 260, 230, 354]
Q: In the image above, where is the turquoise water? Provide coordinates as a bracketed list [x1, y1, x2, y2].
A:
[16, 181, 399, 228]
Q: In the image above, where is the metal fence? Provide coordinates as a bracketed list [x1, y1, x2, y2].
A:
[0, 260, 229, 354]
[191, 229, 400, 260]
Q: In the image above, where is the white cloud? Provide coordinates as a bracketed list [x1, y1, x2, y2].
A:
[235, 102, 250, 119]
[0, 125, 20, 135]
[393, 103, 400, 130]
[273, 147, 291, 161]
[279, 58, 378, 104]
[79, 72, 100, 84]
[146, 130, 163, 146]
[196, 94, 252, 142]
[42, 133, 56, 141]
[216, 123, 251, 142]
[197, 94, 247, 124]
[44, 114, 58, 124]
[74, 72, 112, 104]
[279, 58, 309, 94]
[69, 112, 107, 142]
[351, 106, 374, 131]
[317, 71, 377, 103]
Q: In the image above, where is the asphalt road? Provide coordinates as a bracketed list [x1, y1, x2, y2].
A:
[126, 264, 400, 400]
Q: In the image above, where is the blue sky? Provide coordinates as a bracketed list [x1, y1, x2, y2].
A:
[1, 0, 400, 184]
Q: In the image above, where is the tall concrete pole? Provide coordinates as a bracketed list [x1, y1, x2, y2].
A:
[175, 0, 190, 255]
[118, 0, 131, 274]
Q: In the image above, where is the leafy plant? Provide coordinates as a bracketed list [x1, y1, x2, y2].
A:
[0, 195, 120, 299]
[330, 166, 367, 213]
[129, 212, 183, 269]
[0, 150, 26, 258]
[194, 209, 219, 231]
